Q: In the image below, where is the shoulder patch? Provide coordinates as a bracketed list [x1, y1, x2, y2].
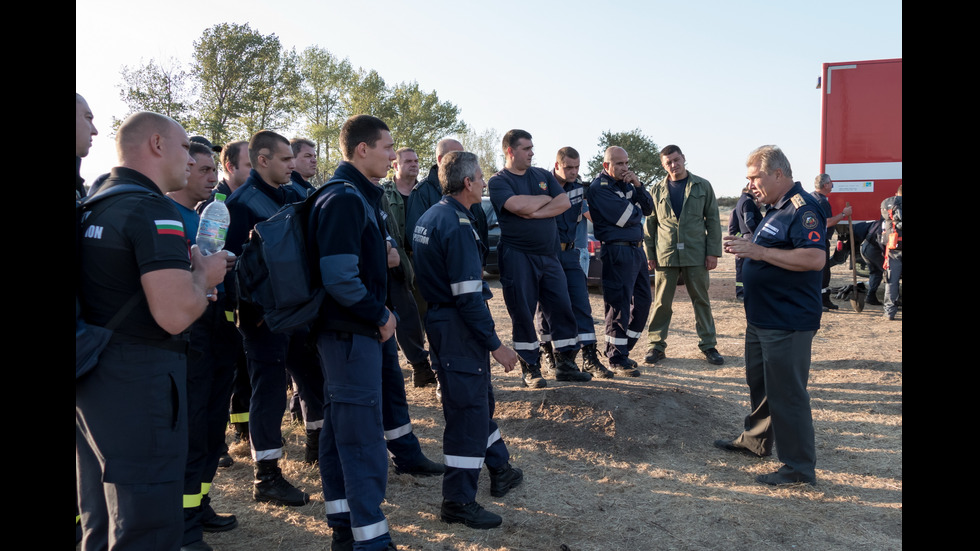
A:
[800, 209, 819, 230]
[539, 181, 548, 191]
[458, 216, 471, 225]
[790, 193, 806, 208]
[600, 178, 609, 186]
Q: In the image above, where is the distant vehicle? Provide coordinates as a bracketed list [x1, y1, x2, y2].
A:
[482, 197, 603, 285]
[818, 58, 902, 222]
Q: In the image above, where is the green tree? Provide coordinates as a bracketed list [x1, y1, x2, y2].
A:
[587, 129, 666, 184]
[238, 44, 300, 137]
[294, 46, 354, 178]
[385, 81, 467, 165]
[457, 127, 501, 186]
[191, 22, 285, 144]
[113, 57, 194, 132]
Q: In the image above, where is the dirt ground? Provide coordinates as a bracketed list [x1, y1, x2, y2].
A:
[201, 213, 902, 551]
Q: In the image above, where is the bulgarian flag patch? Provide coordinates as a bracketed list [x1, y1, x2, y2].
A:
[155, 219, 185, 237]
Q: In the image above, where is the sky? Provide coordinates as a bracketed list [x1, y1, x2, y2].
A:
[76, 0, 902, 198]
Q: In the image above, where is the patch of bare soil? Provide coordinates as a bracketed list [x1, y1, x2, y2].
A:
[202, 215, 902, 551]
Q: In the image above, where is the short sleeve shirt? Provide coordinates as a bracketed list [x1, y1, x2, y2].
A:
[488, 167, 563, 254]
[743, 182, 826, 331]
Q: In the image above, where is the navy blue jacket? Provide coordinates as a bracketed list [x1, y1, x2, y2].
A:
[308, 161, 389, 337]
[586, 171, 654, 243]
[413, 196, 501, 352]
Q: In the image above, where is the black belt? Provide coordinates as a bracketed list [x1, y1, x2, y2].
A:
[604, 241, 640, 247]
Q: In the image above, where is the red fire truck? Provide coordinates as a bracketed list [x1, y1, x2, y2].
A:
[818, 58, 902, 222]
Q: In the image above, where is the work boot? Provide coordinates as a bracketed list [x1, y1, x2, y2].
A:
[441, 500, 503, 529]
[581, 343, 614, 378]
[394, 455, 446, 477]
[488, 463, 524, 497]
[253, 459, 309, 506]
[539, 341, 556, 373]
[330, 526, 353, 551]
[519, 358, 547, 388]
[553, 349, 592, 382]
[411, 359, 437, 388]
[304, 428, 321, 465]
[822, 290, 839, 311]
[233, 421, 250, 444]
[611, 357, 641, 377]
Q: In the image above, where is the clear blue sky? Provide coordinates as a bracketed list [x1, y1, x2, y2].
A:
[76, 0, 902, 198]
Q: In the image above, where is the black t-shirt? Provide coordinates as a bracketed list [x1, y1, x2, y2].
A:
[79, 167, 191, 341]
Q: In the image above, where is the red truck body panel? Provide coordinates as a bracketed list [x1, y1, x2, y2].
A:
[819, 58, 902, 221]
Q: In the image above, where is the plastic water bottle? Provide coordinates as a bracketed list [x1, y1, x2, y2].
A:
[197, 193, 230, 255]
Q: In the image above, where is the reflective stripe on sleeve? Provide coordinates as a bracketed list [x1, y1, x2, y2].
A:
[450, 280, 483, 295]
[615, 205, 633, 227]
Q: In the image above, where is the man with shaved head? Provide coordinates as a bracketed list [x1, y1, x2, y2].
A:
[76, 111, 230, 550]
[406, 138, 488, 266]
[586, 146, 655, 376]
[75, 94, 98, 197]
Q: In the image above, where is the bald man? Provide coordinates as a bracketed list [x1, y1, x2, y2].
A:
[586, 146, 655, 375]
[76, 111, 230, 551]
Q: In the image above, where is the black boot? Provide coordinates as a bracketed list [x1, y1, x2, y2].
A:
[539, 341, 556, 372]
[411, 359, 437, 388]
[581, 343, 614, 378]
[441, 500, 502, 529]
[394, 455, 446, 477]
[304, 428, 321, 465]
[233, 421, 250, 445]
[822, 289, 839, 311]
[253, 459, 309, 506]
[518, 358, 546, 388]
[553, 349, 592, 381]
[488, 463, 524, 497]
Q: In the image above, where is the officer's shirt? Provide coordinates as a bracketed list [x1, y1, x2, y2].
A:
[586, 171, 654, 243]
[743, 182, 826, 332]
[413, 196, 501, 352]
[79, 167, 191, 341]
[488, 167, 563, 255]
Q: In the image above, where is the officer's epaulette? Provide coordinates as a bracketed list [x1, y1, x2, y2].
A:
[600, 177, 610, 186]
[458, 216, 471, 225]
[790, 193, 806, 208]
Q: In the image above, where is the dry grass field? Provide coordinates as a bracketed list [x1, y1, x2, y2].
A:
[194, 216, 901, 551]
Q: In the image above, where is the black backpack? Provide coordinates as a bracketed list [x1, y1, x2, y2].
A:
[236, 178, 355, 335]
[76, 182, 152, 378]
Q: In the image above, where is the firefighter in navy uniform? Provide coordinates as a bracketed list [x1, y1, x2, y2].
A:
[76, 112, 229, 550]
[488, 129, 587, 387]
[224, 131, 312, 507]
[541, 146, 613, 378]
[413, 151, 524, 529]
[586, 146, 654, 375]
[307, 115, 398, 551]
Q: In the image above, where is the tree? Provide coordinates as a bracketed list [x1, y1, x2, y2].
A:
[113, 57, 194, 132]
[294, 46, 354, 178]
[191, 23, 288, 144]
[238, 44, 300, 137]
[587, 129, 666, 184]
[384, 81, 467, 165]
[457, 127, 501, 185]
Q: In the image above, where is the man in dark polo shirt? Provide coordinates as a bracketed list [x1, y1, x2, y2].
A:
[488, 129, 591, 388]
[715, 145, 826, 486]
